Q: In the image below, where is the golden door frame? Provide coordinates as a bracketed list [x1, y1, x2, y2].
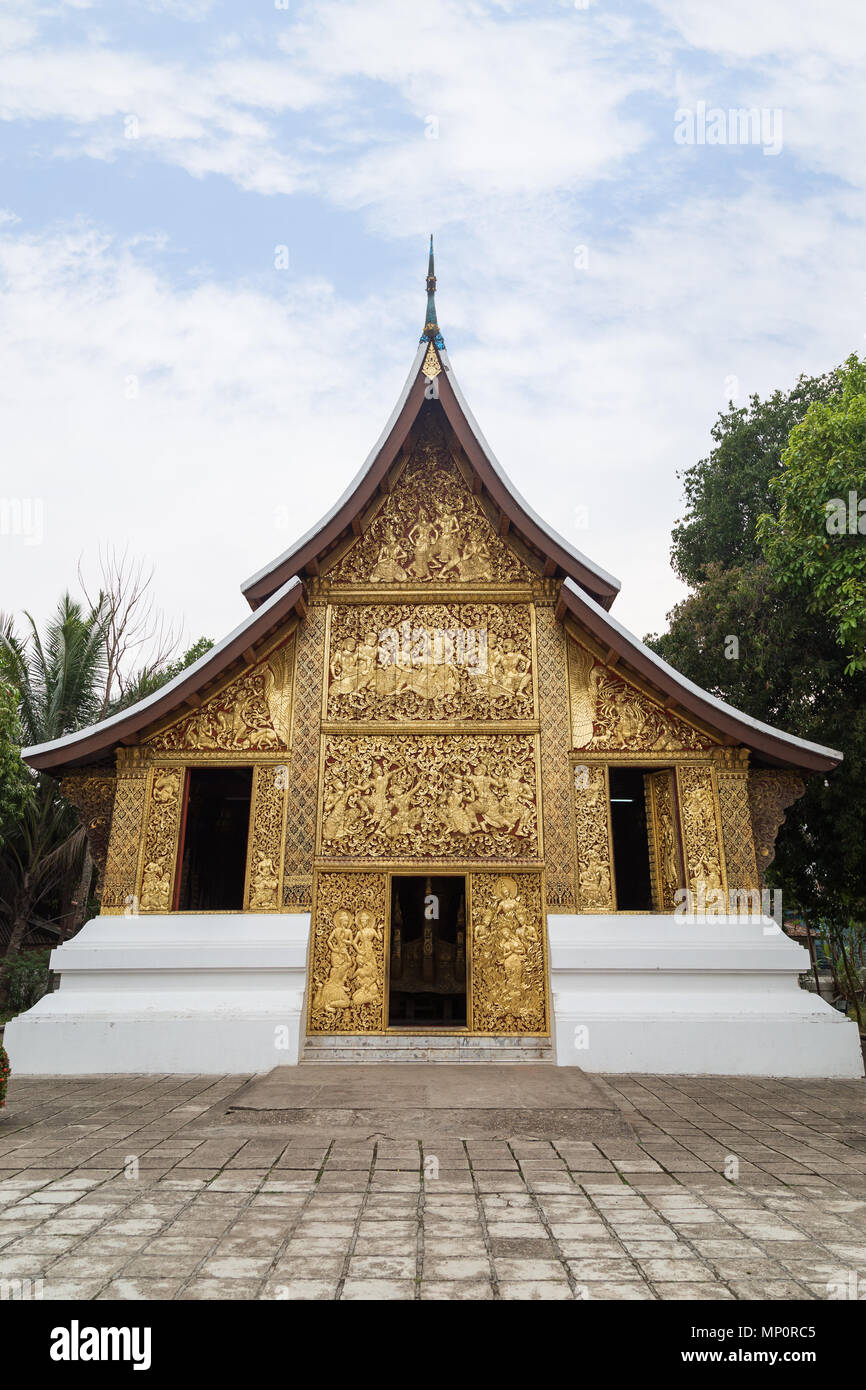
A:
[570, 751, 730, 912]
[306, 865, 550, 1037]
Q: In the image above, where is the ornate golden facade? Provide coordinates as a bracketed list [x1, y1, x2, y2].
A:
[79, 409, 808, 1039]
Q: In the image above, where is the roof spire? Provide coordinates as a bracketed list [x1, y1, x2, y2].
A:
[421, 234, 445, 349]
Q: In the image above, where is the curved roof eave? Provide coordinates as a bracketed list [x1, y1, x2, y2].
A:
[559, 578, 842, 772]
[437, 349, 621, 608]
[22, 576, 307, 772]
[240, 341, 622, 611]
[241, 343, 429, 608]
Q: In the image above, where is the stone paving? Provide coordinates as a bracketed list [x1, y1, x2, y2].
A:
[1, 1071, 865, 1301]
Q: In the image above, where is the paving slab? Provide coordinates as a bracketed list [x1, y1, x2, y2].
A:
[224, 1064, 632, 1139]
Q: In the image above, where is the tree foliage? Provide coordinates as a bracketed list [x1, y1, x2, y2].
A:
[758, 355, 866, 673]
[648, 362, 866, 939]
[0, 573, 211, 963]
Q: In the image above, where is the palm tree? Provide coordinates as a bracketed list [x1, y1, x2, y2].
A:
[0, 595, 109, 958]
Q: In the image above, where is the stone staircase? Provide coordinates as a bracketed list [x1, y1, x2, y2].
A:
[300, 1032, 554, 1064]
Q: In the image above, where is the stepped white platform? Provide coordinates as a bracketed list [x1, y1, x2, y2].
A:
[3, 913, 311, 1075]
[5, 910, 862, 1079]
[548, 913, 864, 1078]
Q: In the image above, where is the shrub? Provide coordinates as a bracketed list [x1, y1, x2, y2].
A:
[1, 948, 52, 1015]
[0, 1044, 9, 1109]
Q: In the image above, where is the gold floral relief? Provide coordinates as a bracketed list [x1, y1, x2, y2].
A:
[572, 763, 616, 912]
[101, 753, 148, 914]
[139, 766, 184, 913]
[748, 769, 804, 886]
[536, 603, 576, 910]
[61, 771, 116, 895]
[283, 608, 326, 911]
[568, 639, 716, 753]
[245, 765, 288, 911]
[308, 871, 387, 1033]
[326, 603, 534, 723]
[147, 638, 294, 755]
[325, 419, 534, 587]
[676, 764, 726, 899]
[319, 734, 539, 862]
[715, 752, 760, 894]
[469, 871, 547, 1034]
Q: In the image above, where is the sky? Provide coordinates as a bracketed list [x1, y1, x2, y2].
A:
[1, 0, 865, 662]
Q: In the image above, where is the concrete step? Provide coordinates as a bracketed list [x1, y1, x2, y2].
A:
[301, 1033, 554, 1064]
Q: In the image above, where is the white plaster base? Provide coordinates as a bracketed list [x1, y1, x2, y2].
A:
[548, 914, 864, 1078]
[3, 914, 311, 1075]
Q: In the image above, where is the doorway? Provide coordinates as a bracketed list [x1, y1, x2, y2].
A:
[388, 875, 467, 1027]
[175, 767, 253, 911]
[609, 766, 654, 911]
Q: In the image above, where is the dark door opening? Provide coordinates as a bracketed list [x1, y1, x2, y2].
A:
[175, 767, 253, 911]
[609, 767, 654, 911]
[388, 875, 467, 1026]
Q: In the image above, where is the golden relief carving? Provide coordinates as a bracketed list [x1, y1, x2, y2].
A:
[139, 767, 184, 912]
[245, 765, 288, 911]
[147, 640, 294, 754]
[568, 640, 715, 752]
[101, 751, 148, 914]
[536, 604, 576, 909]
[421, 341, 441, 379]
[326, 421, 534, 587]
[308, 872, 387, 1033]
[319, 734, 539, 862]
[645, 770, 681, 910]
[470, 872, 547, 1033]
[572, 763, 615, 911]
[283, 608, 327, 910]
[715, 751, 760, 893]
[61, 771, 116, 896]
[676, 764, 726, 900]
[748, 770, 804, 887]
[326, 603, 534, 723]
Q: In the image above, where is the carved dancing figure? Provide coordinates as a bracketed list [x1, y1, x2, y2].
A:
[370, 524, 409, 582]
[408, 507, 439, 580]
[314, 909, 355, 1012]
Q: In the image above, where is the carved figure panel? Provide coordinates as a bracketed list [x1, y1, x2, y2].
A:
[308, 871, 387, 1033]
[645, 770, 682, 910]
[572, 763, 615, 911]
[326, 421, 535, 587]
[326, 603, 534, 722]
[319, 734, 539, 862]
[676, 764, 726, 900]
[147, 640, 294, 754]
[469, 872, 547, 1033]
[139, 766, 184, 913]
[245, 765, 288, 911]
[748, 770, 804, 887]
[568, 640, 715, 753]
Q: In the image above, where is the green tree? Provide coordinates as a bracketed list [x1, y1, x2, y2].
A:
[0, 585, 211, 962]
[758, 355, 866, 673]
[647, 365, 866, 1009]
[0, 680, 33, 850]
[671, 369, 840, 586]
[0, 596, 109, 959]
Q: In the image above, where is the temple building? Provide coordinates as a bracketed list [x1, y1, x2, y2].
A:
[7, 245, 862, 1078]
